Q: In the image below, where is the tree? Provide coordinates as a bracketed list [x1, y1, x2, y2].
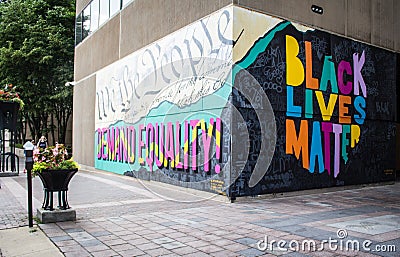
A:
[0, 0, 75, 144]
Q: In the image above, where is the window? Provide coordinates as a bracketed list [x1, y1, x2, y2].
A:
[82, 4, 91, 38]
[122, 0, 133, 8]
[75, 13, 83, 44]
[76, 0, 126, 45]
[90, 0, 99, 32]
[110, 0, 120, 17]
[99, 0, 110, 26]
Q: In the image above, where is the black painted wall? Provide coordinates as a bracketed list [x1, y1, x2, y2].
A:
[229, 22, 397, 197]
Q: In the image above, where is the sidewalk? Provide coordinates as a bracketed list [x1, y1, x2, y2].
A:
[0, 160, 63, 257]
[0, 226, 63, 257]
[0, 167, 399, 257]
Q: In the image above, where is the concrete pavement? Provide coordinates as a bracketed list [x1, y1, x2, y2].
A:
[0, 166, 399, 256]
[0, 226, 63, 257]
[0, 162, 63, 257]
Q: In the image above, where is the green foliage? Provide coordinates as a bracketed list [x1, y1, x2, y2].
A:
[58, 159, 80, 170]
[32, 161, 52, 174]
[0, 0, 76, 143]
[0, 83, 24, 109]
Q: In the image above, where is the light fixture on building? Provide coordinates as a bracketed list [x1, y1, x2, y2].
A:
[311, 5, 323, 15]
[65, 81, 76, 87]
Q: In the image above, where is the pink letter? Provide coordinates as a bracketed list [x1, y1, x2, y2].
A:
[138, 124, 145, 165]
[321, 122, 332, 175]
[215, 118, 222, 174]
[184, 121, 189, 170]
[107, 127, 115, 161]
[97, 128, 102, 159]
[102, 128, 108, 160]
[128, 126, 135, 163]
[114, 128, 120, 161]
[119, 127, 128, 162]
[146, 124, 154, 171]
[201, 119, 214, 172]
[190, 120, 200, 170]
[338, 60, 352, 95]
[165, 122, 175, 167]
[155, 123, 165, 168]
[175, 121, 183, 169]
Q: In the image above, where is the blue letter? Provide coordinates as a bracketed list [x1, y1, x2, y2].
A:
[286, 86, 302, 117]
[354, 96, 366, 124]
[309, 121, 324, 173]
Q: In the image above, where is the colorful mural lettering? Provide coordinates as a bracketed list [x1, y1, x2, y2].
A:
[96, 118, 222, 173]
[95, 7, 236, 191]
[94, 6, 397, 196]
[284, 35, 366, 177]
[229, 7, 396, 196]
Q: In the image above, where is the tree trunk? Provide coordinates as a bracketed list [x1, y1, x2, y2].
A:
[50, 113, 56, 145]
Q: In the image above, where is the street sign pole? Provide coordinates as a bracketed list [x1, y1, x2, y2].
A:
[23, 141, 34, 228]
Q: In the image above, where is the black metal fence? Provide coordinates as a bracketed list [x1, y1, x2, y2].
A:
[0, 101, 19, 174]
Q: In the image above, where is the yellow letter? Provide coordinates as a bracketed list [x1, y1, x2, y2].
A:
[351, 125, 360, 148]
[286, 35, 304, 86]
[315, 91, 338, 121]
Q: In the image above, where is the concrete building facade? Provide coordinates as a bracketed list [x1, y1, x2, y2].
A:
[73, 0, 399, 198]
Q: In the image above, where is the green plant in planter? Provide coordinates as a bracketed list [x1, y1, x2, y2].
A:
[0, 84, 24, 109]
[32, 144, 79, 176]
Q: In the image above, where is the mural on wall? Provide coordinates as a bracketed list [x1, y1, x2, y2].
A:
[229, 7, 397, 196]
[96, 118, 222, 173]
[94, 6, 397, 197]
[95, 7, 238, 193]
[285, 33, 366, 177]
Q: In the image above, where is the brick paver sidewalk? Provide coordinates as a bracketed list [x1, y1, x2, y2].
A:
[41, 172, 400, 257]
[0, 178, 28, 230]
[1, 169, 399, 257]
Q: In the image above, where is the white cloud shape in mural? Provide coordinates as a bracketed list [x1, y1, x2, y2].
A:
[95, 7, 235, 127]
